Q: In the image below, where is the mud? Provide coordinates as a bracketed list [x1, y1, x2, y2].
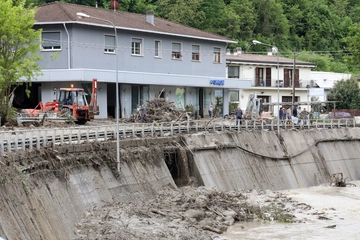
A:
[73, 186, 333, 240]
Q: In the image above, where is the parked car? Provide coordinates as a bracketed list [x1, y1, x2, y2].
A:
[329, 112, 352, 119]
[319, 114, 330, 119]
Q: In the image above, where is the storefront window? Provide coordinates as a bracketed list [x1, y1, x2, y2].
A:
[175, 88, 185, 109]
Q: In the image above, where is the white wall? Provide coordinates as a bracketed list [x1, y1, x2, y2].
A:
[239, 89, 309, 117]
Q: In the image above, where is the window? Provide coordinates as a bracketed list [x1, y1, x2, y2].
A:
[155, 40, 162, 58]
[41, 32, 61, 50]
[230, 91, 239, 102]
[172, 42, 182, 59]
[255, 67, 271, 86]
[284, 69, 299, 87]
[192, 45, 200, 61]
[104, 35, 115, 53]
[213, 47, 221, 63]
[132, 38, 143, 55]
[228, 66, 239, 78]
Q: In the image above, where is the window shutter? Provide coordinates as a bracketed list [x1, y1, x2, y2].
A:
[192, 45, 199, 53]
[105, 36, 115, 47]
[172, 43, 181, 52]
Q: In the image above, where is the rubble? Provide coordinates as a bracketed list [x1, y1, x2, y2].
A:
[125, 98, 190, 123]
[329, 173, 357, 187]
[73, 187, 333, 240]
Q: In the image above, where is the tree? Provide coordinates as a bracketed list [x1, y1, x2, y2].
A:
[157, 0, 205, 29]
[344, 23, 360, 73]
[0, 0, 42, 123]
[326, 78, 360, 110]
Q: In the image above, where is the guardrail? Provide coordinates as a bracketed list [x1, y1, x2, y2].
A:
[0, 118, 357, 154]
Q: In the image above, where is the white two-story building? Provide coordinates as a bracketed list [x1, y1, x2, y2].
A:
[226, 48, 316, 115]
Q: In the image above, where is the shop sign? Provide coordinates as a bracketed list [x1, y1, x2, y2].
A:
[210, 80, 225, 86]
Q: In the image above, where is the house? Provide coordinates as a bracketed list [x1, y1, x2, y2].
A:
[20, 1, 250, 119]
[226, 48, 316, 115]
[311, 72, 351, 101]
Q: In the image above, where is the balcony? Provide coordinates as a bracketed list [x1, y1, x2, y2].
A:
[251, 80, 313, 88]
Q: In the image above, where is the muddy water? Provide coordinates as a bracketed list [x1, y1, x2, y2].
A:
[223, 181, 360, 240]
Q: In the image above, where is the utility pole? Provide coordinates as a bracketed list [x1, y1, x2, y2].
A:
[292, 48, 296, 113]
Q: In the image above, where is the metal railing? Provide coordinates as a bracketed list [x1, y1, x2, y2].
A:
[0, 118, 357, 154]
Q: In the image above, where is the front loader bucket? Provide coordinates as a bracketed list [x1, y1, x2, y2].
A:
[89, 105, 100, 119]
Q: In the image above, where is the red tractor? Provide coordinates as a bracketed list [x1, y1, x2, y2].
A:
[19, 79, 99, 125]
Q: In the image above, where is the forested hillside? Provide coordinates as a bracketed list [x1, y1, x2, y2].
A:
[25, 0, 360, 73]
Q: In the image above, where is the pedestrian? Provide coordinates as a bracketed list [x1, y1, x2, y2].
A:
[292, 106, 298, 117]
[301, 107, 309, 125]
[309, 108, 314, 124]
[282, 108, 286, 121]
[286, 107, 291, 123]
[279, 107, 284, 122]
[140, 104, 146, 122]
[235, 106, 243, 125]
[208, 103, 213, 118]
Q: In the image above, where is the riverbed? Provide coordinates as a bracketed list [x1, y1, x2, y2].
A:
[223, 181, 360, 239]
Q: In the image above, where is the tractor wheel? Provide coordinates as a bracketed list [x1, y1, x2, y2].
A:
[76, 119, 88, 125]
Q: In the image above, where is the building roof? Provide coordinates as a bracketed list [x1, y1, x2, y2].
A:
[226, 53, 316, 67]
[34, 1, 236, 43]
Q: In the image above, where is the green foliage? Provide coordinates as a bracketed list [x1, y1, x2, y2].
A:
[259, 203, 294, 223]
[297, 53, 350, 73]
[157, 0, 205, 28]
[229, 102, 238, 114]
[326, 78, 360, 110]
[214, 96, 222, 117]
[185, 104, 195, 113]
[0, 0, 42, 123]
[344, 23, 360, 71]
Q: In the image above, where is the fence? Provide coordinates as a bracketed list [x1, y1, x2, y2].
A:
[0, 118, 357, 154]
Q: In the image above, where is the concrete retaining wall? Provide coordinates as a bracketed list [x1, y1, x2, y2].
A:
[185, 128, 360, 191]
[0, 137, 179, 240]
[1, 129, 360, 239]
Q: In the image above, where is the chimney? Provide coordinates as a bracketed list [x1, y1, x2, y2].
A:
[267, 48, 273, 56]
[226, 49, 231, 55]
[146, 10, 155, 25]
[236, 47, 242, 54]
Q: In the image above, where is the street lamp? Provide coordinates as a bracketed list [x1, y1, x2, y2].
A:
[77, 12, 120, 173]
[252, 40, 280, 136]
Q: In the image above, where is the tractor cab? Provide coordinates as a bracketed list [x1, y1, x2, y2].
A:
[58, 88, 88, 108]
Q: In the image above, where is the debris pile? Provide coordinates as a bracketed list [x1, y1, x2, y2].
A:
[330, 173, 357, 187]
[73, 186, 328, 240]
[125, 98, 189, 123]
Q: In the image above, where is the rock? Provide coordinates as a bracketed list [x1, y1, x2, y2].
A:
[224, 216, 235, 225]
[222, 210, 237, 218]
[184, 209, 205, 221]
[195, 195, 209, 208]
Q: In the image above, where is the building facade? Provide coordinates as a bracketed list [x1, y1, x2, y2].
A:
[226, 49, 316, 116]
[24, 2, 250, 119]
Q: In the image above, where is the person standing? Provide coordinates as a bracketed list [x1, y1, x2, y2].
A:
[140, 104, 146, 123]
[309, 108, 314, 124]
[279, 107, 284, 122]
[286, 107, 291, 122]
[235, 106, 243, 125]
[208, 103, 213, 118]
[301, 107, 309, 125]
[292, 106, 298, 117]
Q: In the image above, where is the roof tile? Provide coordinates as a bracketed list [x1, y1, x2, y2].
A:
[35, 2, 235, 43]
[226, 53, 315, 66]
